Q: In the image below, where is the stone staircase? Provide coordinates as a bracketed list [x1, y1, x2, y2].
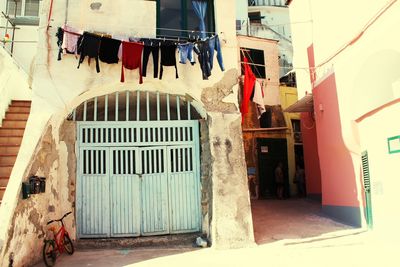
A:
[0, 100, 31, 206]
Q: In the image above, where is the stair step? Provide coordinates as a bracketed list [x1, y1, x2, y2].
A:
[0, 155, 17, 165]
[5, 113, 30, 120]
[0, 136, 23, 145]
[0, 128, 25, 137]
[11, 100, 31, 107]
[7, 106, 31, 113]
[0, 178, 9, 187]
[0, 166, 13, 177]
[1, 120, 27, 128]
[0, 187, 6, 200]
[0, 145, 20, 154]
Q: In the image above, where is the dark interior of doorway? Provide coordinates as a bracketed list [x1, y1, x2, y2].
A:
[257, 138, 289, 199]
[294, 144, 306, 197]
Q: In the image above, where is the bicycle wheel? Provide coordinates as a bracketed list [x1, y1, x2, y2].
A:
[43, 240, 56, 267]
[63, 234, 74, 255]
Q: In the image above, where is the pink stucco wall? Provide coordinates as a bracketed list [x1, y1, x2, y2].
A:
[300, 112, 321, 196]
[313, 73, 359, 207]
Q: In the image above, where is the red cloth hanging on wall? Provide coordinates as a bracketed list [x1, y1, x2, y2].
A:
[241, 57, 256, 123]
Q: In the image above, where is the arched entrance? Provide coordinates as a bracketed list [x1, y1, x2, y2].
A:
[71, 91, 203, 238]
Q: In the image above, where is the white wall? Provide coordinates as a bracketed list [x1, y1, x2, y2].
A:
[2, 26, 39, 74]
[236, 0, 249, 35]
[247, 5, 293, 77]
[0, 48, 32, 123]
[289, 0, 400, 232]
[357, 102, 400, 241]
[249, 6, 292, 40]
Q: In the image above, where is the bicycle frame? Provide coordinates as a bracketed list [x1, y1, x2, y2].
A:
[46, 211, 72, 254]
[43, 211, 74, 267]
[51, 225, 67, 254]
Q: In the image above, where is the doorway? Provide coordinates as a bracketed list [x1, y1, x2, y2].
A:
[257, 138, 289, 199]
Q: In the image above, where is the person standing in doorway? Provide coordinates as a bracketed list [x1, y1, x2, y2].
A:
[275, 162, 284, 199]
[294, 164, 306, 197]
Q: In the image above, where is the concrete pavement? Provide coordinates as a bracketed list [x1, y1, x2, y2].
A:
[33, 199, 400, 267]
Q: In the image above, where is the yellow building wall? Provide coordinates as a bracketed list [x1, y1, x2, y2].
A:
[280, 86, 300, 195]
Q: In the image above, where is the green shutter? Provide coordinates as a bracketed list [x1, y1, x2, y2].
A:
[361, 151, 373, 229]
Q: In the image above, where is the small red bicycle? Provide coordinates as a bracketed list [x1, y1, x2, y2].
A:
[42, 211, 74, 267]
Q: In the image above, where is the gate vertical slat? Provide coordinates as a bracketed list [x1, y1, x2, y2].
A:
[177, 127, 181, 142]
[187, 101, 191, 120]
[94, 97, 98, 121]
[126, 91, 130, 121]
[136, 91, 140, 121]
[166, 94, 170, 121]
[111, 127, 114, 145]
[146, 91, 150, 121]
[176, 96, 180, 120]
[156, 91, 160, 121]
[83, 101, 87, 121]
[115, 92, 119, 121]
[105, 95, 108, 121]
[177, 148, 181, 173]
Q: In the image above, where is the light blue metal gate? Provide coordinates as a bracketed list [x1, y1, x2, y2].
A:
[168, 145, 201, 233]
[77, 147, 110, 238]
[110, 148, 141, 237]
[76, 120, 201, 238]
[140, 147, 169, 236]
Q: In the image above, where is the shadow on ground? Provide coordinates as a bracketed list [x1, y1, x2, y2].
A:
[251, 198, 354, 244]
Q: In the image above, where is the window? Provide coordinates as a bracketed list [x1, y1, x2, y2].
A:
[240, 47, 266, 79]
[291, 119, 302, 144]
[7, 0, 40, 17]
[249, 12, 262, 24]
[157, 0, 215, 38]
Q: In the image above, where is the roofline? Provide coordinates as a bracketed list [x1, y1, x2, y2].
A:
[237, 34, 279, 43]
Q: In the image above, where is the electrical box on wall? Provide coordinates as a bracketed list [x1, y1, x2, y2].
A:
[22, 176, 46, 199]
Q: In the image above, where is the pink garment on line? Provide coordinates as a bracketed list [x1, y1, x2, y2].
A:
[62, 25, 81, 54]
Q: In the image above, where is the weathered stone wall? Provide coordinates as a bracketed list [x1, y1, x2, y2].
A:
[0, 121, 76, 267]
[209, 113, 255, 248]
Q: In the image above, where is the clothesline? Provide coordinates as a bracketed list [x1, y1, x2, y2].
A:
[63, 23, 222, 36]
[61, 27, 215, 43]
[1, 40, 37, 43]
[58, 25, 225, 84]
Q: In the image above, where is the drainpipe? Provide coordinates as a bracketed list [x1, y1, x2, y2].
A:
[10, 0, 18, 55]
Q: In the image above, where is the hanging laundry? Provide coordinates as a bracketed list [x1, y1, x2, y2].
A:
[77, 32, 102, 73]
[194, 35, 224, 80]
[159, 42, 178, 80]
[208, 35, 224, 71]
[99, 36, 121, 64]
[120, 41, 144, 84]
[62, 25, 81, 55]
[252, 81, 266, 119]
[241, 57, 256, 123]
[56, 27, 64, 61]
[178, 43, 196, 65]
[142, 39, 160, 78]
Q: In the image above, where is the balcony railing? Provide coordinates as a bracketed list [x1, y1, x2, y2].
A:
[248, 0, 287, 7]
